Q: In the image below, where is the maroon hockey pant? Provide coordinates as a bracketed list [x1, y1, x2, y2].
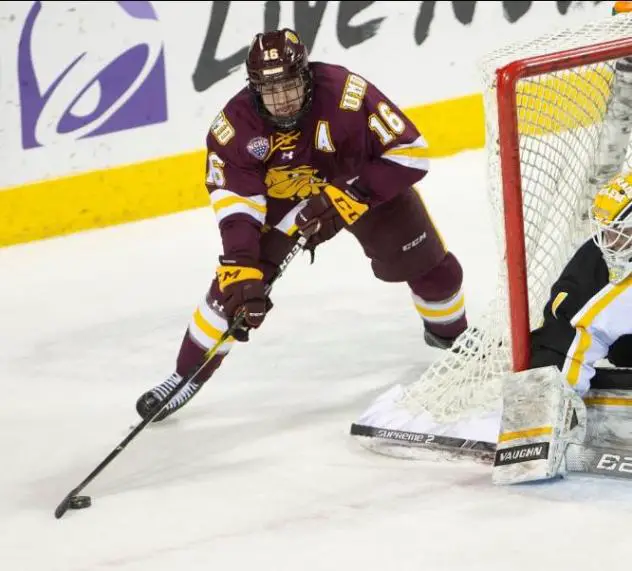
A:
[176, 187, 467, 384]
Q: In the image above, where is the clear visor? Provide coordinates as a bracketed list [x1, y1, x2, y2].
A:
[259, 76, 305, 119]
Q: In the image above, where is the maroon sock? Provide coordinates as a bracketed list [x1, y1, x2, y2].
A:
[175, 330, 227, 384]
[408, 252, 468, 340]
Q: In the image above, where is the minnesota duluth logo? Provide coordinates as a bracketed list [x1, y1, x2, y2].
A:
[265, 165, 327, 200]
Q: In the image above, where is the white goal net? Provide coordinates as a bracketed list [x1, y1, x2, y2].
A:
[396, 12, 632, 426]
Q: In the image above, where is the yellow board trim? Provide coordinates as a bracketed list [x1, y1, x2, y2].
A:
[404, 93, 485, 158]
[0, 150, 210, 248]
[1, 94, 485, 248]
[516, 69, 614, 136]
[1, 64, 613, 248]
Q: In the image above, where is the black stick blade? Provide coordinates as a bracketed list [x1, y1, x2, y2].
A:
[54, 493, 74, 519]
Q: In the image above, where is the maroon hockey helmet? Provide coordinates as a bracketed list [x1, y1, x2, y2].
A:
[246, 28, 313, 131]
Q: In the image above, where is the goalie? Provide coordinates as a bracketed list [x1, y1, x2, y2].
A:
[352, 171, 632, 484]
[488, 171, 632, 484]
[529, 170, 632, 393]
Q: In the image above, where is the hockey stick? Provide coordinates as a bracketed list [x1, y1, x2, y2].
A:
[350, 423, 632, 481]
[54, 234, 310, 519]
[349, 423, 497, 461]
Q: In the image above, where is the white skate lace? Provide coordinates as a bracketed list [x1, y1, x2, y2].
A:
[152, 374, 198, 410]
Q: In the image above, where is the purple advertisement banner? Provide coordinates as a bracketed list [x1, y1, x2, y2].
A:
[18, 1, 168, 150]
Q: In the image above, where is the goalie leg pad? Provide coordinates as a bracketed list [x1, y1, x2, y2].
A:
[492, 365, 587, 485]
[583, 388, 632, 447]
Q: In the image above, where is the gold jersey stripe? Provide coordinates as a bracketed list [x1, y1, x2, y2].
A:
[383, 145, 429, 159]
[566, 283, 631, 385]
[212, 195, 267, 215]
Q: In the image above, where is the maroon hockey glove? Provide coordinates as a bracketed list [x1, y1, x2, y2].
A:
[295, 184, 369, 246]
[217, 257, 271, 342]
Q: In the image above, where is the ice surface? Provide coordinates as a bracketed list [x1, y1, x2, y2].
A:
[2, 150, 631, 571]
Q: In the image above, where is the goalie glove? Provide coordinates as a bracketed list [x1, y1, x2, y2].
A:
[295, 183, 369, 246]
[492, 365, 587, 485]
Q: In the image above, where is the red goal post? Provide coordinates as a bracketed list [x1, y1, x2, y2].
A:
[497, 36, 632, 374]
[390, 12, 632, 427]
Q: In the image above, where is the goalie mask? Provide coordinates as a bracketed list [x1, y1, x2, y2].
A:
[590, 171, 632, 284]
[246, 28, 313, 131]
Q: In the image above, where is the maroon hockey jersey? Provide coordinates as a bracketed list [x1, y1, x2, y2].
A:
[204, 62, 430, 260]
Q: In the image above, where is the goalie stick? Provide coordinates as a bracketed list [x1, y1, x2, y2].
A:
[349, 422, 496, 463]
[54, 234, 310, 520]
[350, 368, 632, 466]
[350, 425, 632, 482]
[352, 421, 632, 481]
[349, 423, 497, 461]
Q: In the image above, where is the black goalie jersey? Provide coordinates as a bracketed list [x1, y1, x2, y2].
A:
[530, 238, 632, 396]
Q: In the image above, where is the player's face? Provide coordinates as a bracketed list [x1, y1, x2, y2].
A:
[602, 225, 632, 252]
[260, 77, 305, 118]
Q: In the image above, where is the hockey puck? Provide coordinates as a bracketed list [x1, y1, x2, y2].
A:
[69, 495, 92, 509]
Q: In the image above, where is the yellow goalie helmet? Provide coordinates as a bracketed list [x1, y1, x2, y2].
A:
[590, 171, 632, 283]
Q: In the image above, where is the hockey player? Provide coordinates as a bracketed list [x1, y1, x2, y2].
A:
[529, 171, 632, 397]
[135, 28, 469, 422]
[490, 172, 632, 485]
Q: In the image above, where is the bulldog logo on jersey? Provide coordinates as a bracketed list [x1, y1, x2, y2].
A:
[265, 165, 327, 200]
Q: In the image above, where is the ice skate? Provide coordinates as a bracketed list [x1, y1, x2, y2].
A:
[424, 329, 458, 350]
[136, 373, 203, 422]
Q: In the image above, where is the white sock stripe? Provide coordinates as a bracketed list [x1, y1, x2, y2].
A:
[198, 298, 229, 332]
[188, 320, 214, 350]
[188, 321, 233, 354]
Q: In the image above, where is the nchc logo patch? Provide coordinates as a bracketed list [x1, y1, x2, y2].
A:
[18, 1, 168, 149]
[494, 442, 550, 467]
